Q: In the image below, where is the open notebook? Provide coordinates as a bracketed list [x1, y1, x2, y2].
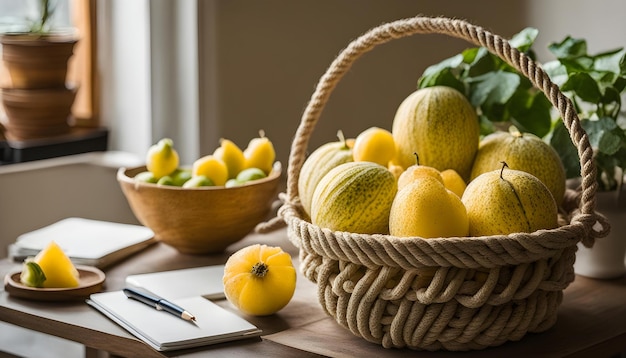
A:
[9, 217, 155, 268]
[87, 290, 261, 351]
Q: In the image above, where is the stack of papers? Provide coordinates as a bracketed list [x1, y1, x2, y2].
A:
[9, 217, 156, 268]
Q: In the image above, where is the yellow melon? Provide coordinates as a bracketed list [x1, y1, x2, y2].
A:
[391, 86, 479, 181]
[311, 162, 397, 234]
[470, 130, 566, 204]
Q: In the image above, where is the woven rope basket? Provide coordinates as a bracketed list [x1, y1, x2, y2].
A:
[261, 15, 609, 351]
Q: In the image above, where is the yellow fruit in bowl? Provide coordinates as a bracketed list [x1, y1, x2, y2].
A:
[192, 155, 229, 186]
[397, 153, 443, 191]
[223, 244, 296, 316]
[26, 241, 80, 288]
[387, 162, 404, 180]
[470, 130, 566, 204]
[298, 130, 354, 216]
[353, 126, 396, 166]
[462, 162, 558, 236]
[389, 176, 469, 238]
[391, 86, 479, 180]
[311, 161, 397, 234]
[243, 130, 276, 175]
[214, 138, 245, 179]
[441, 169, 466, 198]
[146, 138, 180, 179]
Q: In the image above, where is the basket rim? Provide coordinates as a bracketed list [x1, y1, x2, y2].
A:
[281, 194, 589, 270]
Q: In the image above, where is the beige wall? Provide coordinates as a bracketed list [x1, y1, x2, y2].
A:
[201, 1, 529, 168]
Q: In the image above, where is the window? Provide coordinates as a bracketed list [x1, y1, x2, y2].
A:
[0, 0, 98, 130]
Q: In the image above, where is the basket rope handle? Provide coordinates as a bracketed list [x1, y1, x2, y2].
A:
[285, 15, 598, 219]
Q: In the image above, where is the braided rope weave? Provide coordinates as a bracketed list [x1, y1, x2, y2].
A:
[273, 16, 608, 351]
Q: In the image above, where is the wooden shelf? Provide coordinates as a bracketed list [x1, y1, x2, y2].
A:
[0, 127, 108, 164]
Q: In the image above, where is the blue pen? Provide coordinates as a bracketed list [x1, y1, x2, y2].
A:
[123, 287, 196, 321]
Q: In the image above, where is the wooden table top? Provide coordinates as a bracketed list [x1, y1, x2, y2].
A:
[1, 227, 625, 358]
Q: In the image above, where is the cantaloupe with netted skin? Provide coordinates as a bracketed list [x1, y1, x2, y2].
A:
[34, 241, 80, 288]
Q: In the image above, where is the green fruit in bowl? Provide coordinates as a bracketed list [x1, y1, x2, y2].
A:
[183, 175, 214, 188]
[236, 167, 267, 182]
[171, 169, 193, 186]
[135, 171, 158, 183]
[157, 176, 175, 186]
[225, 178, 243, 188]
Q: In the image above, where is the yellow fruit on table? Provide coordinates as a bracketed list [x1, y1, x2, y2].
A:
[146, 138, 180, 179]
[389, 176, 469, 238]
[298, 130, 354, 216]
[223, 244, 296, 316]
[31, 241, 80, 288]
[192, 155, 229, 186]
[353, 126, 396, 166]
[214, 138, 246, 179]
[311, 161, 397, 234]
[397, 153, 443, 191]
[470, 130, 566, 204]
[462, 162, 558, 236]
[391, 86, 479, 180]
[243, 130, 276, 175]
[441, 169, 466, 198]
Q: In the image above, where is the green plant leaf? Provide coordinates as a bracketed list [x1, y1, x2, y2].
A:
[418, 54, 464, 88]
[543, 61, 569, 87]
[548, 36, 587, 59]
[469, 71, 520, 108]
[550, 120, 581, 178]
[509, 27, 539, 52]
[508, 90, 552, 137]
[467, 48, 497, 77]
[593, 48, 626, 75]
[561, 72, 602, 103]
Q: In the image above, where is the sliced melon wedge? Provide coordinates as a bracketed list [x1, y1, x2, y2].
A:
[33, 241, 80, 288]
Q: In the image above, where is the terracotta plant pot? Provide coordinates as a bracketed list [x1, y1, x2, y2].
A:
[1, 87, 77, 140]
[1, 33, 77, 89]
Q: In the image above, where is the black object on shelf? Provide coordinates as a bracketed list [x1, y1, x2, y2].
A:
[0, 127, 109, 165]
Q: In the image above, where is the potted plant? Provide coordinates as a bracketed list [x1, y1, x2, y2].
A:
[1, 0, 79, 140]
[417, 28, 626, 279]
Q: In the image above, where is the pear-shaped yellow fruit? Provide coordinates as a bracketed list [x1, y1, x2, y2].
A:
[146, 138, 180, 179]
[243, 130, 275, 175]
[33, 241, 80, 288]
[397, 153, 443, 191]
[389, 176, 469, 238]
[214, 138, 246, 179]
[462, 163, 558, 236]
[470, 130, 566, 204]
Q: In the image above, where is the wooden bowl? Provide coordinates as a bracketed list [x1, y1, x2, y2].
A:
[117, 163, 282, 254]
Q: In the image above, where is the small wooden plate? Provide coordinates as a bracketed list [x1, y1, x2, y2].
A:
[4, 265, 106, 301]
